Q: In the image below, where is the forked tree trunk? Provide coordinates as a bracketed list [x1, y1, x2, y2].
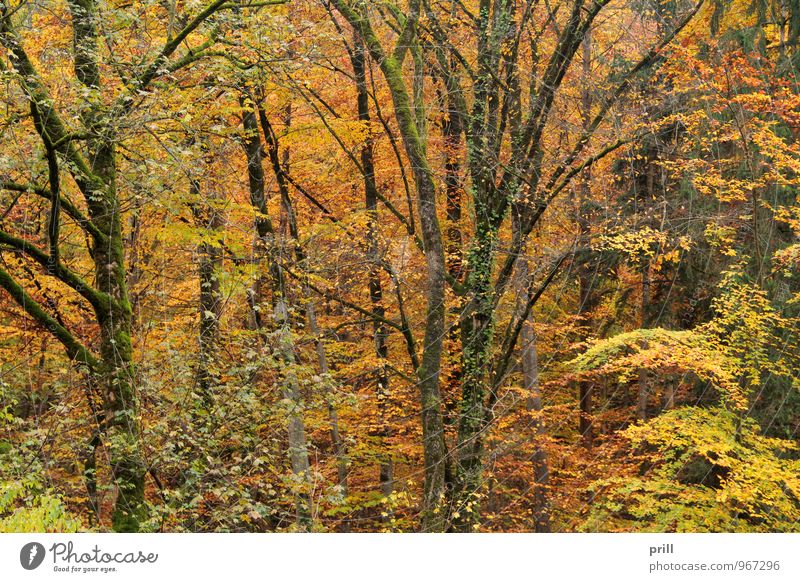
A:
[335, 8, 449, 531]
[0, 0, 231, 532]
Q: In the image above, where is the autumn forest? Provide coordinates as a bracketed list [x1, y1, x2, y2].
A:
[0, 0, 799, 533]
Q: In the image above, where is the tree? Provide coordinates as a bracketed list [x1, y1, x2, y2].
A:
[0, 0, 235, 531]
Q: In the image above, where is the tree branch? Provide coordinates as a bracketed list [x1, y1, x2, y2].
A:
[0, 230, 114, 315]
[0, 263, 98, 369]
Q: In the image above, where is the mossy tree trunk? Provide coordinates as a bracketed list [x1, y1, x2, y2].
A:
[331, 0, 449, 531]
[190, 178, 224, 405]
[0, 0, 229, 531]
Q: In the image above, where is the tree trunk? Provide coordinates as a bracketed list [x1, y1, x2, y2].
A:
[352, 33, 393, 503]
[452, 220, 498, 532]
[516, 254, 551, 533]
[190, 179, 223, 404]
[275, 303, 313, 529]
[663, 379, 675, 411]
[0, 0, 228, 533]
[337, 13, 449, 530]
[637, 259, 651, 420]
[307, 297, 349, 499]
[241, 100, 312, 530]
[267, 102, 349, 520]
[90, 145, 147, 533]
[440, 51, 465, 472]
[58, 0, 147, 532]
[577, 28, 595, 449]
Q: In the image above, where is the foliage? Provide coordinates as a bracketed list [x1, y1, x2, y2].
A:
[0, 482, 81, 533]
[0, 430, 81, 533]
[582, 407, 800, 532]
